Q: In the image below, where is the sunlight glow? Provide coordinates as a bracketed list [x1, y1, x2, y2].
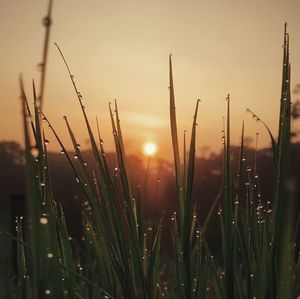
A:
[143, 142, 157, 157]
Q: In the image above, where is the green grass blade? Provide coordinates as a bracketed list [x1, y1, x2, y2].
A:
[223, 94, 234, 299]
[169, 55, 184, 225]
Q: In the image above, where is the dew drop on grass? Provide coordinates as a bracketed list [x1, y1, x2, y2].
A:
[25, 115, 32, 123]
[74, 154, 78, 159]
[31, 147, 39, 158]
[76, 143, 81, 149]
[37, 63, 44, 71]
[40, 217, 48, 225]
[44, 289, 51, 295]
[42, 16, 51, 27]
[34, 99, 41, 109]
[47, 253, 53, 259]
[60, 149, 65, 155]
[40, 182, 45, 187]
[44, 139, 50, 145]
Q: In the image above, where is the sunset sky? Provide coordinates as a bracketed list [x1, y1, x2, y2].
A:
[1, 0, 300, 159]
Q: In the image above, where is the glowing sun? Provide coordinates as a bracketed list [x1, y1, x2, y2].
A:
[143, 142, 157, 157]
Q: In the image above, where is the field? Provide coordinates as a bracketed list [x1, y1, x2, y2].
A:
[0, 1, 299, 298]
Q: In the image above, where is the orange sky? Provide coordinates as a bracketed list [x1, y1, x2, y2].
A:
[1, 0, 300, 160]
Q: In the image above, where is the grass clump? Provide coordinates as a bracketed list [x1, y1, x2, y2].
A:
[1, 2, 299, 298]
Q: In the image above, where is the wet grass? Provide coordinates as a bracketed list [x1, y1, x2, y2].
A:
[0, 2, 299, 298]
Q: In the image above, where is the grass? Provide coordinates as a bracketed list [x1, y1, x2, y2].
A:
[0, 2, 299, 298]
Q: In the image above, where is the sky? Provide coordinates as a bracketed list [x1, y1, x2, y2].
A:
[1, 0, 300, 160]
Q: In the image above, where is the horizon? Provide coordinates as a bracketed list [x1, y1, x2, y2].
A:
[1, 1, 300, 160]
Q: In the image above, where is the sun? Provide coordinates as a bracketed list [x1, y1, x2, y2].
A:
[143, 142, 157, 157]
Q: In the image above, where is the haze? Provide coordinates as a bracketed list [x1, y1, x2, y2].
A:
[1, 0, 300, 159]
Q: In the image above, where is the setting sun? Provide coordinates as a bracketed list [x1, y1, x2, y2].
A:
[143, 142, 157, 156]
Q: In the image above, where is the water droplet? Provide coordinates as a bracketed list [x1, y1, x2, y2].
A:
[31, 147, 39, 158]
[37, 63, 44, 71]
[44, 289, 51, 295]
[75, 177, 80, 183]
[34, 99, 41, 109]
[76, 143, 81, 149]
[40, 217, 48, 225]
[60, 149, 65, 155]
[74, 154, 78, 159]
[47, 253, 53, 258]
[42, 16, 51, 27]
[83, 161, 87, 166]
[44, 139, 50, 145]
[40, 182, 45, 187]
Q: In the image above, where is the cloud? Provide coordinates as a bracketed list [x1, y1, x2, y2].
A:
[121, 112, 168, 129]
